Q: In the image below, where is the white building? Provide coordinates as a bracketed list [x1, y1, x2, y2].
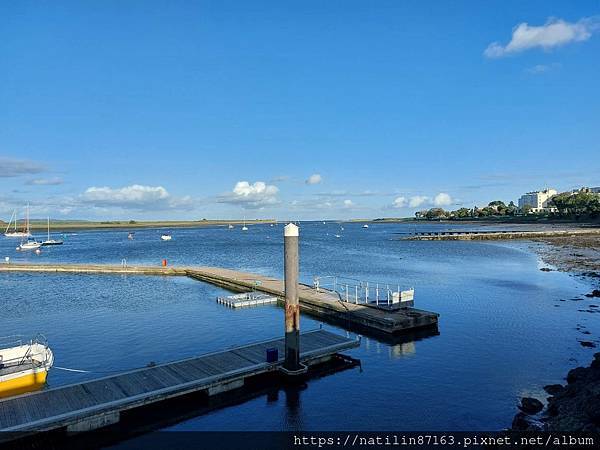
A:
[518, 188, 558, 213]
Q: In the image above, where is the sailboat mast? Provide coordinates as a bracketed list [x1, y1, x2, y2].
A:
[47, 216, 50, 240]
[4, 210, 14, 234]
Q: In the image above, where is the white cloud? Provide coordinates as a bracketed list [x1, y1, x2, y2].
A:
[81, 184, 190, 210]
[26, 177, 64, 186]
[484, 16, 599, 58]
[343, 199, 354, 208]
[0, 157, 45, 177]
[525, 63, 561, 74]
[392, 196, 407, 208]
[391, 193, 453, 209]
[305, 174, 322, 185]
[218, 181, 279, 209]
[409, 196, 429, 208]
[433, 192, 453, 207]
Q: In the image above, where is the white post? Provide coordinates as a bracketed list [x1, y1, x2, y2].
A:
[376, 284, 379, 305]
[345, 285, 349, 302]
[365, 282, 369, 304]
[355, 285, 358, 304]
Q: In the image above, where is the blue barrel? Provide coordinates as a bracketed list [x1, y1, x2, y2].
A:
[266, 347, 278, 363]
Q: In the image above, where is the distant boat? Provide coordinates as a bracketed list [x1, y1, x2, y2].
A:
[17, 239, 42, 251]
[241, 217, 248, 231]
[16, 206, 42, 250]
[335, 234, 341, 238]
[228, 224, 234, 229]
[4, 208, 32, 238]
[41, 217, 63, 246]
[160, 233, 172, 241]
[362, 224, 369, 229]
[127, 232, 135, 240]
[322, 221, 326, 225]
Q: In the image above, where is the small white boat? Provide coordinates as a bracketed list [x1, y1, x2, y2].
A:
[228, 224, 234, 229]
[362, 224, 369, 229]
[241, 217, 248, 231]
[0, 335, 53, 398]
[127, 232, 135, 240]
[335, 234, 341, 238]
[160, 233, 172, 241]
[17, 239, 42, 251]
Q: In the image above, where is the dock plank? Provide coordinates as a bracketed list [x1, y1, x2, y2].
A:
[0, 330, 358, 435]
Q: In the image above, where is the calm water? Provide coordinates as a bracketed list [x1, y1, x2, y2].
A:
[1, 222, 598, 432]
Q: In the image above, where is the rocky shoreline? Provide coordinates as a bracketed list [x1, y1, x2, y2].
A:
[532, 234, 600, 287]
[512, 353, 600, 432]
[511, 234, 600, 431]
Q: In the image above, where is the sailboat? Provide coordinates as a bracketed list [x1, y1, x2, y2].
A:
[241, 217, 248, 231]
[17, 206, 42, 251]
[41, 217, 63, 246]
[4, 209, 31, 238]
[228, 224, 234, 229]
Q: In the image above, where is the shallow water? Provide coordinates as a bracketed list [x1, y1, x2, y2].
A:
[0, 222, 597, 431]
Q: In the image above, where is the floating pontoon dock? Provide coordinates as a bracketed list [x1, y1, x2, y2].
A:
[217, 292, 279, 308]
[0, 263, 439, 335]
[0, 329, 358, 437]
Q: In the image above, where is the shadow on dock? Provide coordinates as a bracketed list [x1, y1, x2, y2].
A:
[3, 355, 359, 450]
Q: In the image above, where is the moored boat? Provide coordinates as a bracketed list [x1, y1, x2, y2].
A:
[41, 217, 63, 246]
[17, 239, 42, 251]
[0, 335, 53, 398]
[4, 208, 32, 238]
[160, 233, 172, 241]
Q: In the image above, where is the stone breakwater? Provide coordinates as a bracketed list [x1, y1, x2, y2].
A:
[512, 353, 600, 431]
[403, 228, 600, 241]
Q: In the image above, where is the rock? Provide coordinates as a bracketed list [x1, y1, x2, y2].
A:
[579, 341, 597, 348]
[585, 289, 600, 298]
[540, 267, 553, 272]
[519, 397, 544, 414]
[567, 367, 589, 384]
[512, 412, 532, 430]
[544, 384, 564, 395]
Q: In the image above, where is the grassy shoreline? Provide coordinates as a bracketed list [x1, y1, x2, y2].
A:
[0, 219, 276, 232]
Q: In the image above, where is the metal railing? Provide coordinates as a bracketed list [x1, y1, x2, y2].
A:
[0, 334, 50, 369]
[313, 276, 414, 307]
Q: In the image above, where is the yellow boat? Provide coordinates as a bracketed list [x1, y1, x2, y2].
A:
[0, 335, 53, 398]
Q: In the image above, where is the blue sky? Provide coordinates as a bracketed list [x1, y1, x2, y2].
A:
[1, 0, 599, 220]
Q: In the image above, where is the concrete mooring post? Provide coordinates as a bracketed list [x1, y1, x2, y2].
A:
[283, 223, 303, 374]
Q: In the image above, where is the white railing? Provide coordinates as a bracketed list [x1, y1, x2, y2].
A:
[313, 276, 414, 307]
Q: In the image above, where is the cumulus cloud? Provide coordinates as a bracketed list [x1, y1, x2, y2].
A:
[81, 184, 191, 210]
[392, 196, 407, 208]
[391, 193, 453, 208]
[433, 192, 453, 207]
[343, 199, 354, 208]
[218, 181, 279, 209]
[409, 196, 429, 208]
[305, 174, 322, 185]
[0, 157, 45, 177]
[484, 17, 600, 58]
[26, 177, 64, 186]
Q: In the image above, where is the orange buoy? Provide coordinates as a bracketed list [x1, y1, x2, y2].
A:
[162, 259, 167, 267]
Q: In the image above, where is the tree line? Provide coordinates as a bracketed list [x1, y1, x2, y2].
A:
[416, 191, 600, 220]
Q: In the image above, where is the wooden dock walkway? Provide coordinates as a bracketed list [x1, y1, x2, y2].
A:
[0, 263, 439, 334]
[0, 329, 358, 435]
